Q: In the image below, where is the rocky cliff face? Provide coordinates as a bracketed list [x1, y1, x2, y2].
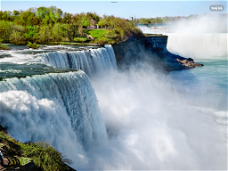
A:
[112, 35, 203, 71]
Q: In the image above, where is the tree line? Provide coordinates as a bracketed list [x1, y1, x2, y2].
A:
[133, 15, 197, 24]
[0, 6, 143, 46]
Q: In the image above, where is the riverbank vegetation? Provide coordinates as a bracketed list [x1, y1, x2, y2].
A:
[0, 125, 74, 171]
[0, 39, 9, 50]
[0, 43, 9, 50]
[133, 15, 197, 24]
[26, 41, 39, 49]
[0, 6, 143, 47]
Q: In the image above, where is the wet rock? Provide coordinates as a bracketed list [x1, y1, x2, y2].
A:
[194, 63, 204, 66]
[176, 58, 203, 69]
[112, 35, 204, 71]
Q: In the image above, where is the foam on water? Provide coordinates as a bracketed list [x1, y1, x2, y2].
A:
[39, 45, 117, 76]
[0, 71, 107, 167]
[88, 61, 227, 170]
[0, 41, 226, 170]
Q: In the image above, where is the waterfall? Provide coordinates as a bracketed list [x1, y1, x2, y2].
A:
[0, 45, 117, 168]
[0, 71, 107, 150]
[39, 45, 117, 75]
[166, 33, 227, 59]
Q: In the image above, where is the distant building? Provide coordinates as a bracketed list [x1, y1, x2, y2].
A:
[131, 17, 133, 21]
[90, 19, 98, 29]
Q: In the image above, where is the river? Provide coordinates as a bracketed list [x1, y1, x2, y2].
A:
[0, 33, 227, 169]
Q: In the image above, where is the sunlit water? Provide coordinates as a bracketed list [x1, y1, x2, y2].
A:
[0, 40, 227, 170]
[169, 57, 227, 109]
[89, 57, 227, 170]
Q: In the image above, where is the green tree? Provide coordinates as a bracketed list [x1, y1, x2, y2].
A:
[55, 8, 63, 22]
[10, 25, 25, 44]
[51, 23, 65, 42]
[86, 12, 100, 22]
[39, 25, 51, 43]
[0, 20, 11, 42]
[63, 12, 72, 24]
[2, 11, 9, 20]
[36, 7, 49, 19]
[13, 10, 20, 16]
[83, 19, 90, 27]
[24, 26, 38, 42]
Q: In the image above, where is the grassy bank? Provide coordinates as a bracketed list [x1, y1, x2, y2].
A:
[0, 43, 9, 50]
[0, 126, 75, 171]
[47, 41, 98, 46]
[84, 29, 111, 39]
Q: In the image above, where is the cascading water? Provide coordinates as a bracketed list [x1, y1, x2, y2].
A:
[0, 40, 226, 170]
[166, 33, 227, 58]
[0, 45, 118, 169]
[0, 71, 107, 154]
[39, 45, 117, 75]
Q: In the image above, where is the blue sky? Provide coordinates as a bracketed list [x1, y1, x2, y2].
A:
[1, 0, 227, 18]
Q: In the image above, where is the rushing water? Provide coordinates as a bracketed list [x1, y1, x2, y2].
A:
[0, 40, 227, 170]
[89, 55, 227, 170]
[167, 33, 227, 58]
[39, 45, 117, 76]
[0, 71, 108, 165]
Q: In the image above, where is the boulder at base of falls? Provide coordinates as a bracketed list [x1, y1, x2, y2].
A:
[177, 58, 204, 69]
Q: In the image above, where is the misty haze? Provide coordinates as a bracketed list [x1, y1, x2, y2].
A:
[0, 1, 227, 170]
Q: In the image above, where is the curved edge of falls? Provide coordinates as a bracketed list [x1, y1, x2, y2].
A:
[0, 71, 107, 150]
[38, 45, 117, 76]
